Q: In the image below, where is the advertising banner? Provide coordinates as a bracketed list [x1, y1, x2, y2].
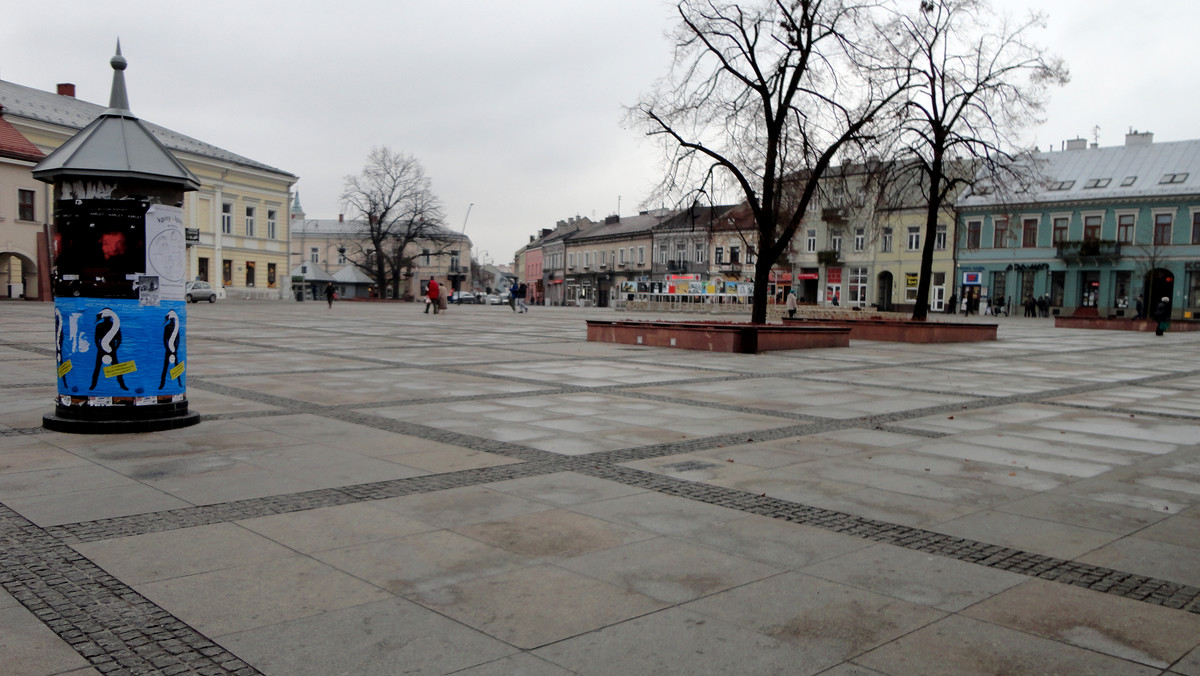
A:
[54, 297, 187, 404]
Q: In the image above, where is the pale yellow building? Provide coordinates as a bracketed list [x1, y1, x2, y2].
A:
[0, 78, 296, 300]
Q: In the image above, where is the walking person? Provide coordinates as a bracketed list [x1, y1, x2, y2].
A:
[425, 276, 439, 314]
[325, 282, 336, 309]
[509, 281, 519, 312]
[785, 290, 797, 319]
[517, 282, 529, 313]
[1153, 296, 1172, 336]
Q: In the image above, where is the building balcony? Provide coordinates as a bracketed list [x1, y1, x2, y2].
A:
[816, 250, 841, 266]
[822, 207, 849, 224]
[1055, 239, 1121, 262]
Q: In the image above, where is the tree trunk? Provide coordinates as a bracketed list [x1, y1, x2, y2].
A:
[911, 152, 944, 321]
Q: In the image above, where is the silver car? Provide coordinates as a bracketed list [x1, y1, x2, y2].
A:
[185, 281, 217, 303]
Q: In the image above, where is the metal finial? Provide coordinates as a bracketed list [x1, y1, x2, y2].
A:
[107, 40, 131, 114]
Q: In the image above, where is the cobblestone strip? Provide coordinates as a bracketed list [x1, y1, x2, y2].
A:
[0, 503, 263, 675]
[47, 460, 569, 545]
[569, 463, 1200, 615]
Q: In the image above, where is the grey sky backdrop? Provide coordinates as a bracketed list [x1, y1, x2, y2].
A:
[3, 0, 1199, 264]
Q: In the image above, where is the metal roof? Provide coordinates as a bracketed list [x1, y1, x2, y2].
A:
[2, 53, 293, 179]
[332, 265, 375, 284]
[958, 138, 1200, 209]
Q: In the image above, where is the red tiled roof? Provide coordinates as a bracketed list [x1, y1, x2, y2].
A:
[0, 113, 44, 162]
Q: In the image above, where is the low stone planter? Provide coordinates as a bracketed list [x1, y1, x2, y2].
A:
[782, 317, 997, 343]
[585, 320, 850, 353]
[1054, 317, 1200, 332]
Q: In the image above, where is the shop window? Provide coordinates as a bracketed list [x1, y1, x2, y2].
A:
[222, 259, 232, 285]
[245, 261, 256, 287]
[267, 263, 277, 288]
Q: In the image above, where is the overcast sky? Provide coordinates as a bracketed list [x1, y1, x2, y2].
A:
[4, 0, 1199, 263]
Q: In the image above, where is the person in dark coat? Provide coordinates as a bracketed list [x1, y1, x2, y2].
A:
[1153, 296, 1172, 336]
[325, 282, 336, 309]
[1135, 295, 1146, 320]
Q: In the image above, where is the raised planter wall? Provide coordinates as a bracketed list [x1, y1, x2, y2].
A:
[586, 320, 850, 353]
[1054, 317, 1200, 332]
[782, 317, 997, 343]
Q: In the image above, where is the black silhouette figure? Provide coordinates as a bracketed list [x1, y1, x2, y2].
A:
[161, 310, 181, 388]
[91, 308, 127, 390]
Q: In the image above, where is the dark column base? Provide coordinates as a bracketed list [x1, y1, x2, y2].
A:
[43, 402, 201, 434]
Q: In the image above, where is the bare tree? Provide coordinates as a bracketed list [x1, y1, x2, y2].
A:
[630, 0, 912, 324]
[885, 0, 1068, 320]
[340, 147, 450, 298]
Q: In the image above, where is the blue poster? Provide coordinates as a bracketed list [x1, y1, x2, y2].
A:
[54, 297, 188, 403]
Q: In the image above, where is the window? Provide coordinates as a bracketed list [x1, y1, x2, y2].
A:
[1083, 178, 1111, 189]
[695, 243, 705, 263]
[746, 249, 755, 264]
[935, 224, 946, 251]
[309, 247, 319, 263]
[267, 263, 277, 288]
[730, 246, 740, 264]
[715, 247, 724, 264]
[221, 203, 233, 234]
[806, 229, 817, 253]
[1120, 176, 1137, 187]
[1052, 217, 1068, 244]
[245, 206, 256, 237]
[450, 250, 460, 271]
[222, 259, 232, 285]
[1154, 213, 1173, 245]
[567, 253, 575, 268]
[675, 243, 686, 263]
[337, 248, 347, 264]
[17, 189, 36, 221]
[854, 228, 865, 252]
[1083, 215, 1101, 240]
[422, 248, 431, 266]
[656, 247, 666, 264]
[831, 235, 842, 252]
[1047, 180, 1075, 191]
[1022, 218, 1039, 247]
[1160, 173, 1189, 184]
[993, 218, 1009, 248]
[245, 261, 256, 287]
[637, 246, 645, 265]
[904, 273, 919, 302]
[267, 210, 277, 239]
[601, 250, 609, 267]
[1194, 212, 1200, 245]
[906, 226, 920, 251]
[880, 227, 892, 253]
[1119, 214, 1136, 244]
[619, 248, 626, 264]
[848, 267, 868, 306]
[966, 220, 981, 249]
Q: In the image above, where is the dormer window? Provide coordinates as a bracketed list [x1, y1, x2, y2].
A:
[1120, 176, 1137, 187]
[1047, 180, 1075, 191]
[1083, 178, 1111, 189]
[1159, 173, 1189, 184]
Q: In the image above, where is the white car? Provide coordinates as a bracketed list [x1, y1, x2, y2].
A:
[185, 280, 217, 303]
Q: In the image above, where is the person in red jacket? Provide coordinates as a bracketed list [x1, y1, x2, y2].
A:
[425, 277, 439, 314]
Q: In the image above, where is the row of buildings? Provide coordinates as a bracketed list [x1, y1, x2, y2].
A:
[514, 131, 1200, 319]
[0, 72, 478, 303]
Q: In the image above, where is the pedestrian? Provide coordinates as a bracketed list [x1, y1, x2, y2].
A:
[947, 293, 956, 315]
[1153, 296, 1172, 336]
[439, 284, 449, 312]
[785, 290, 797, 319]
[1037, 294, 1049, 318]
[509, 281, 519, 312]
[517, 282, 529, 313]
[425, 276, 439, 314]
[325, 282, 336, 309]
[1135, 295, 1146, 320]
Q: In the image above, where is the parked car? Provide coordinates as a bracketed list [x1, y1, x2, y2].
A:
[185, 281, 217, 303]
[453, 292, 479, 304]
[484, 294, 501, 305]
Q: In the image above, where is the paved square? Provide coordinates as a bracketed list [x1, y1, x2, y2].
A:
[1, 300, 1198, 675]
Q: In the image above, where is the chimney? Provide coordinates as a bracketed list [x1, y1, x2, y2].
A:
[338, 214, 344, 222]
[1125, 130, 1153, 146]
[541, 228, 552, 237]
[605, 214, 620, 225]
[56, 83, 76, 97]
[1065, 138, 1087, 151]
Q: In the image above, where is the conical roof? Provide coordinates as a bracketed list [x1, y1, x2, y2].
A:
[32, 42, 199, 190]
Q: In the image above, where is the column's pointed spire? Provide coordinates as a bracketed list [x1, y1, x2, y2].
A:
[106, 39, 131, 115]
